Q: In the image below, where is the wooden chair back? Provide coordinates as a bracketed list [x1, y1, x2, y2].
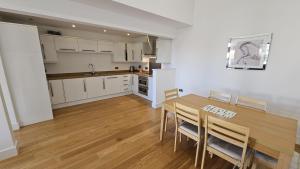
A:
[205, 115, 250, 165]
[165, 88, 179, 101]
[174, 102, 201, 127]
[236, 96, 267, 112]
[209, 90, 232, 103]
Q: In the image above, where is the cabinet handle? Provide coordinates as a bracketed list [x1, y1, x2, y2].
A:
[82, 49, 96, 52]
[107, 76, 118, 79]
[59, 48, 76, 51]
[132, 50, 134, 61]
[140, 49, 143, 61]
[41, 44, 46, 59]
[125, 49, 128, 61]
[49, 82, 54, 97]
[102, 78, 106, 89]
[83, 80, 87, 92]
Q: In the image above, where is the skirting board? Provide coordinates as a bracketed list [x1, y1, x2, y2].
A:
[11, 122, 20, 131]
[0, 141, 18, 161]
[52, 92, 132, 109]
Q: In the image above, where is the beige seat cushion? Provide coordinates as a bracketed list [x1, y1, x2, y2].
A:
[179, 122, 199, 136]
[208, 135, 250, 161]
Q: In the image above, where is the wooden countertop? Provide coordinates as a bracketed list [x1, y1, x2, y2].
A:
[47, 70, 152, 80]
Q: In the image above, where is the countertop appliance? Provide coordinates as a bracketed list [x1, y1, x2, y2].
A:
[129, 66, 135, 72]
[149, 58, 161, 75]
[138, 76, 148, 96]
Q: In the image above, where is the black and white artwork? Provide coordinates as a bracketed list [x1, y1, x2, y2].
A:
[226, 33, 272, 70]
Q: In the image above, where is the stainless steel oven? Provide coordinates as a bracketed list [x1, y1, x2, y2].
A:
[138, 76, 148, 96]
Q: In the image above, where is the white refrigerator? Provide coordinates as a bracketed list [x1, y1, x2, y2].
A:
[0, 22, 53, 126]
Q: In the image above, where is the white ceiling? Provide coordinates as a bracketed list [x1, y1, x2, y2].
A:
[0, 11, 145, 38]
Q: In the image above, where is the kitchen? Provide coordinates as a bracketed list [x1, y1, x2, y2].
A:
[0, 11, 175, 127]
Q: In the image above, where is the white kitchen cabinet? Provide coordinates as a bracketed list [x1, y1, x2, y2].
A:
[132, 74, 139, 94]
[63, 78, 87, 102]
[126, 43, 134, 62]
[121, 74, 132, 92]
[98, 40, 114, 53]
[85, 77, 106, 98]
[113, 42, 127, 62]
[55, 36, 79, 52]
[40, 35, 58, 63]
[156, 38, 172, 63]
[133, 43, 143, 62]
[78, 39, 97, 53]
[105, 76, 122, 94]
[48, 80, 65, 104]
[147, 77, 153, 101]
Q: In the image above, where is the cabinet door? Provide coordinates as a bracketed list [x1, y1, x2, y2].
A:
[85, 77, 106, 98]
[78, 39, 97, 53]
[127, 43, 134, 62]
[105, 76, 122, 95]
[113, 42, 126, 62]
[40, 35, 58, 63]
[156, 38, 172, 63]
[55, 36, 79, 52]
[133, 43, 143, 62]
[63, 78, 87, 102]
[132, 74, 139, 94]
[48, 80, 65, 104]
[98, 40, 114, 52]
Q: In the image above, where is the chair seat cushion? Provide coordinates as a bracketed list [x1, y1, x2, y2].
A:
[208, 136, 250, 160]
[179, 122, 198, 136]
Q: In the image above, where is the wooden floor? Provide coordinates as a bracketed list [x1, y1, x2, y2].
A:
[0, 95, 238, 169]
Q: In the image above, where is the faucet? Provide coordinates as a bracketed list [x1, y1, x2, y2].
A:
[88, 63, 96, 75]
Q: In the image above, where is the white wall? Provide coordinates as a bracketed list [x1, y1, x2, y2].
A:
[0, 22, 53, 126]
[0, 84, 17, 160]
[39, 26, 142, 74]
[172, 0, 300, 143]
[112, 0, 195, 25]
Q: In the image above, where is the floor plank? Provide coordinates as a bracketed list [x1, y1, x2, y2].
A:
[0, 95, 234, 169]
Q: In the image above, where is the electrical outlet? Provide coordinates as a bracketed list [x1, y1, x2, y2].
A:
[115, 67, 119, 70]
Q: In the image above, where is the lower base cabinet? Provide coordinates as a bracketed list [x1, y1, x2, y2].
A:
[48, 80, 65, 104]
[85, 77, 106, 98]
[48, 74, 136, 106]
[63, 78, 87, 102]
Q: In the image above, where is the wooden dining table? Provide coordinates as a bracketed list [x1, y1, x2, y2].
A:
[160, 94, 298, 169]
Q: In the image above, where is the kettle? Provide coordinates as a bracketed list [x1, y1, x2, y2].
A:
[129, 66, 135, 72]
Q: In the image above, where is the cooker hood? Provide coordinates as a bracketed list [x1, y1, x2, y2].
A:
[143, 35, 156, 57]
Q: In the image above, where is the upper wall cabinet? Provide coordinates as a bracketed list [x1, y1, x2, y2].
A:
[113, 42, 126, 62]
[98, 40, 114, 53]
[55, 36, 79, 52]
[156, 38, 172, 63]
[133, 42, 143, 62]
[40, 35, 58, 63]
[78, 39, 97, 53]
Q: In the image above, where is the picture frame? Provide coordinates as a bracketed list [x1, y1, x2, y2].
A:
[226, 33, 273, 70]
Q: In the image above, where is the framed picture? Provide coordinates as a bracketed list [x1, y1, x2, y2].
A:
[226, 33, 273, 70]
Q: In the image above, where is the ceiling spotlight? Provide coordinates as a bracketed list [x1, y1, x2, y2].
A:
[103, 29, 107, 32]
[127, 33, 130, 36]
[72, 24, 76, 28]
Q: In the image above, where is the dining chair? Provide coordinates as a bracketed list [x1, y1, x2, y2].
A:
[209, 90, 232, 103]
[236, 96, 267, 112]
[236, 96, 275, 168]
[174, 102, 202, 167]
[164, 88, 179, 132]
[201, 115, 251, 169]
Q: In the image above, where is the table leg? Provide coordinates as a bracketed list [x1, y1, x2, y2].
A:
[275, 152, 292, 169]
[160, 105, 166, 141]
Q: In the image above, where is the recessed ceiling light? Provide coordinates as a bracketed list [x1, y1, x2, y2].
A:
[127, 33, 130, 36]
[103, 29, 107, 32]
[72, 24, 76, 28]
